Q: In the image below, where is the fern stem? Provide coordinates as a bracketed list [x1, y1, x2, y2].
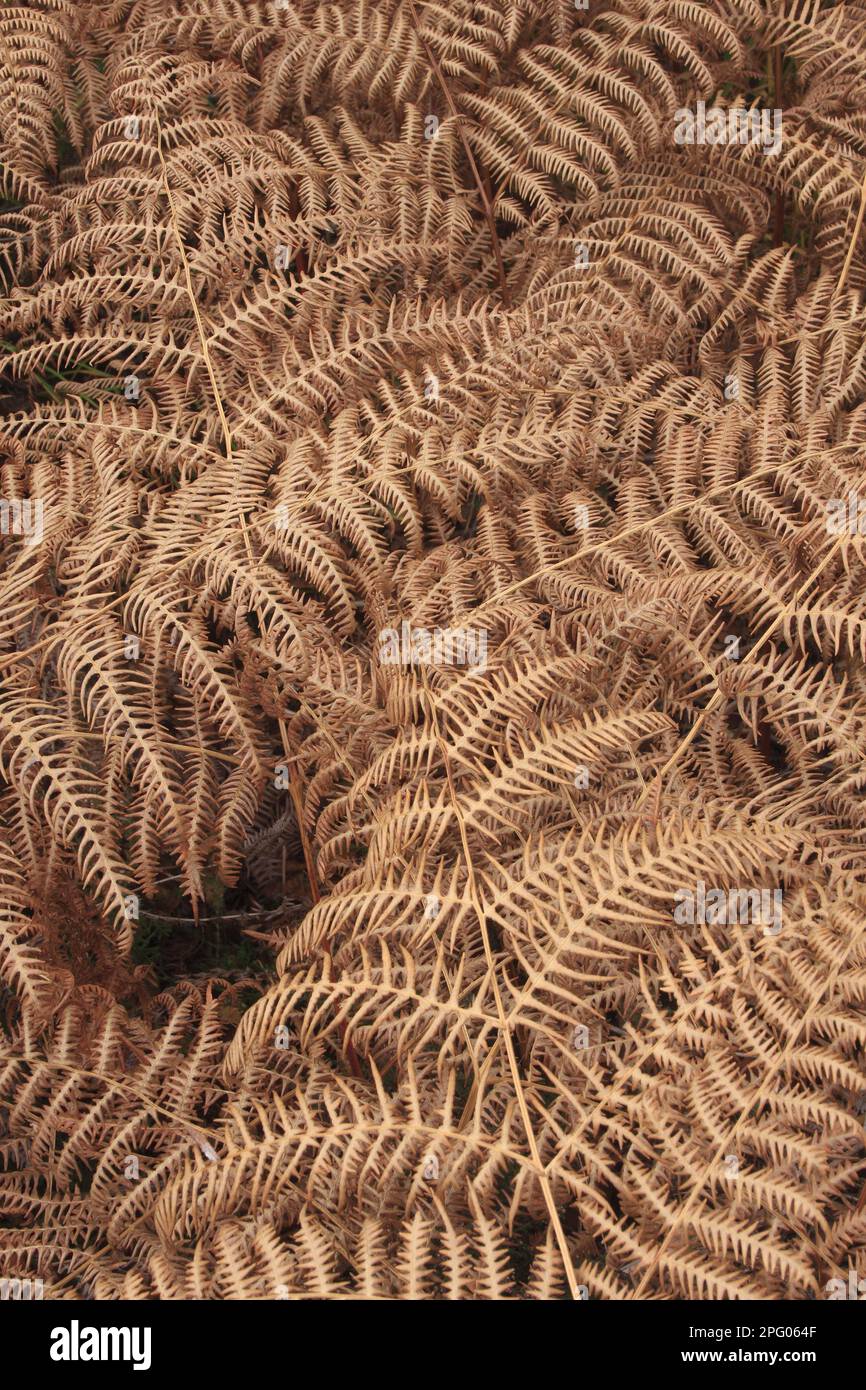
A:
[635, 530, 848, 811]
[837, 165, 866, 295]
[771, 45, 785, 247]
[150, 103, 254, 564]
[420, 669, 582, 1299]
[407, 0, 510, 308]
[277, 716, 362, 1079]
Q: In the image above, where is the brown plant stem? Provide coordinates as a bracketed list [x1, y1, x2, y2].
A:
[407, 0, 510, 308]
[772, 46, 785, 247]
[277, 717, 362, 1079]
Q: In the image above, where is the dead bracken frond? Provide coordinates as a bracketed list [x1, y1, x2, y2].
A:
[1, 0, 866, 1302]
